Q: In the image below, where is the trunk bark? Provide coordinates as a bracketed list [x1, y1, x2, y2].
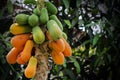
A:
[34, 42, 49, 80]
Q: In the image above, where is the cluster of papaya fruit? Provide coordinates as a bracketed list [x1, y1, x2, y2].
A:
[6, 1, 72, 79]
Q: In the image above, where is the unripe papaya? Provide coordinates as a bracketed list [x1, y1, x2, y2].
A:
[24, 56, 37, 78]
[28, 14, 39, 27]
[50, 15, 63, 31]
[33, 8, 41, 16]
[15, 14, 29, 25]
[45, 2, 57, 15]
[39, 8, 49, 24]
[47, 20, 63, 41]
[10, 23, 32, 35]
[32, 26, 45, 44]
[62, 32, 67, 40]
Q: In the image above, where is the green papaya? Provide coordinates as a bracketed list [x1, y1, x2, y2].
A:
[45, 2, 57, 15]
[15, 14, 29, 25]
[33, 8, 41, 16]
[39, 8, 49, 24]
[47, 20, 63, 41]
[62, 32, 67, 40]
[32, 26, 45, 44]
[28, 14, 39, 27]
[50, 15, 63, 31]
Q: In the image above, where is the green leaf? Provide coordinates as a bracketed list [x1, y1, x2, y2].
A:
[72, 18, 78, 27]
[64, 20, 72, 28]
[7, 0, 13, 14]
[24, 0, 36, 4]
[76, 0, 81, 8]
[64, 69, 75, 80]
[93, 34, 99, 46]
[70, 57, 81, 73]
[62, 0, 70, 9]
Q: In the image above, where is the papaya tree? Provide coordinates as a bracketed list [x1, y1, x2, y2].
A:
[5, 0, 72, 80]
[0, 0, 120, 80]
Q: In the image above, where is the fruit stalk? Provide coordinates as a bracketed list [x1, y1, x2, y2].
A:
[34, 42, 49, 80]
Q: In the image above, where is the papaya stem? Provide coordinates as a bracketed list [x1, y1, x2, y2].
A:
[37, 0, 45, 9]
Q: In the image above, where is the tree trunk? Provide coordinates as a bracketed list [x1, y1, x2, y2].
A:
[34, 42, 50, 80]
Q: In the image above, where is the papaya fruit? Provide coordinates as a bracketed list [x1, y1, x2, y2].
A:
[16, 53, 26, 64]
[62, 32, 67, 40]
[62, 38, 72, 57]
[51, 50, 65, 65]
[33, 7, 41, 16]
[47, 20, 63, 41]
[48, 38, 65, 52]
[28, 14, 39, 27]
[50, 15, 63, 31]
[32, 26, 45, 44]
[16, 40, 34, 64]
[39, 7, 49, 24]
[24, 56, 37, 78]
[10, 23, 32, 35]
[11, 34, 31, 48]
[6, 47, 23, 64]
[46, 30, 52, 40]
[45, 2, 57, 15]
[15, 14, 29, 25]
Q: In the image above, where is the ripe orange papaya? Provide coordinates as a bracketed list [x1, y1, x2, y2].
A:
[62, 38, 72, 57]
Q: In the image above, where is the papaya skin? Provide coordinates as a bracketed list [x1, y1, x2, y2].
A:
[32, 26, 45, 44]
[16, 40, 34, 64]
[51, 50, 65, 65]
[48, 39, 65, 52]
[10, 23, 32, 35]
[62, 38, 72, 57]
[47, 20, 63, 41]
[50, 15, 63, 31]
[46, 30, 52, 40]
[11, 34, 31, 48]
[24, 56, 37, 78]
[45, 2, 57, 15]
[28, 14, 39, 27]
[15, 14, 29, 25]
[40, 7, 49, 24]
[6, 47, 23, 64]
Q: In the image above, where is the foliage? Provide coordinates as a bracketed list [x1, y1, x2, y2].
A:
[0, 0, 120, 80]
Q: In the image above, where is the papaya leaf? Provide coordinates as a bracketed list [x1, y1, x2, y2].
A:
[24, 0, 36, 4]
[70, 57, 81, 73]
[76, 0, 81, 8]
[93, 34, 99, 46]
[72, 18, 78, 27]
[63, 69, 75, 80]
[62, 0, 70, 9]
[7, 0, 13, 14]
[64, 20, 72, 28]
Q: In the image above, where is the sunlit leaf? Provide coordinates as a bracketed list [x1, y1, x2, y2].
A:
[93, 34, 99, 46]
[64, 20, 72, 28]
